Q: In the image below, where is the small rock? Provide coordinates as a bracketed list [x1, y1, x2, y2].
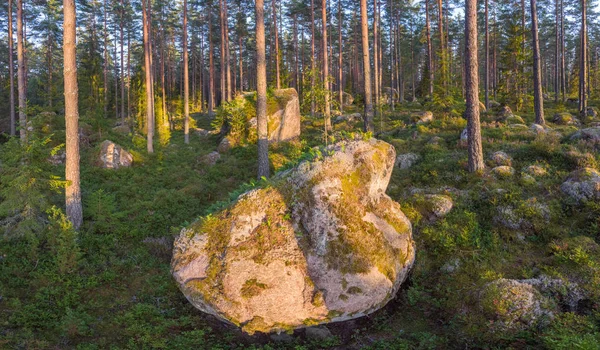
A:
[489, 101, 501, 108]
[523, 165, 547, 177]
[508, 124, 529, 130]
[506, 115, 525, 124]
[335, 113, 362, 124]
[217, 137, 233, 153]
[492, 166, 515, 178]
[498, 105, 514, 120]
[440, 258, 461, 273]
[552, 112, 578, 125]
[194, 128, 211, 137]
[199, 151, 221, 166]
[305, 326, 333, 341]
[490, 151, 512, 166]
[560, 168, 600, 203]
[570, 127, 600, 142]
[395, 153, 421, 169]
[423, 194, 453, 220]
[530, 123, 547, 134]
[586, 107, 598, 118]
[413, 111, 434, 124]
[98, 140, 133, 169]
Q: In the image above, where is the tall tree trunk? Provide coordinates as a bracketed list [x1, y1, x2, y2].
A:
[219, 0, 225, 104]
[373, 0, 379, 115]
[273, 0, 280, 89]
[294, 14, 300, 92]
[224, 0, 231, 101]
[239, 35, 244, 92]
[142, 0, 153, 153]
[425, 0, 433, 97]
[322, 0, 331, 132]
[208, 3, 215, 116]
[531, 0, 545, 124]
[338, 0, 343, 114]
[256, 0, 269, 179]
[63, 0, 83, 229]
[555, 0, 559, 102]
[8, 0, 16, 136]
[183, 0, 190, 143]
[485, 0, 489, 109]
[437, 0, 445, 91]
[560, 0, 565, 101]
[310, 0, 316, 117]
[465, 0, 484, 172]
[579, 0, 587, 116]
[360, 0, 373, 132]
[17, 0, 26, 142]
[120, 0, 125, 124]
[103, 0, 108, 117]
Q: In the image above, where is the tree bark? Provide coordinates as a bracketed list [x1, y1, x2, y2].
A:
[485, 0, 489, 109]
[425, 0, 433, 97]
[579, 0, 587, 116]
[208, 3, 215, 116]
[183, 0, 190, 143]
[465, 0, 484, 172]
[310, 0, 316, 117]
[17, 0, 26, 142]
[531, 0, 545, 124]
[338, 0, 343, 114]
[63, 0, 83, 230]
[256, 0, 269, 179]
[555, 0, 559, 102]
[322, 0, 331, 132]
[8, 0, 16, 136]
[120, 0, 125, 124]
[373, 0, 379, 115]
[142, 0, 154, 153]
[360, 0, 373, 132]
[273, 0, 280, 89]
[103, 0, 108, 117]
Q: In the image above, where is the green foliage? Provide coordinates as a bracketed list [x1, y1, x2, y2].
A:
[211, 95, 255, 136]
[47, 206, 81, 274]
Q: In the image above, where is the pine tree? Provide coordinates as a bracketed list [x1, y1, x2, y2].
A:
[465, 0, 484, 172]
[256, 0, 269, 179]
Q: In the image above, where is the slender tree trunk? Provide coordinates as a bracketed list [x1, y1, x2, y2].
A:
[310, 0, 316, 117]
[322, 0, 331, 132]
[338, 0, 343, 114]
[224, 0, 231, 101]
[294, 14, 299, 91]
[8, 0, 16, 136]
[219, 0, 225, 104]
[560, 0, 565, 101]
[239, 35, 244, 92]
[579, 0, 587, 116]
[142, 0, 153, 153]
[183, 0, 190, 143]
[63, 0, 83, 229]
[256, 0, 269, 179]
[437, 0, 445, 91]
[103, 0, 108, 117]
[120, 0, 125, 124]
[360, 0, 373, 132]
[555, 0, 559, 102]
[17, 0, 26, 142]
[273, 0, 280, 89]
[465, 0, 484, 172]
[425, 0, 433, 97]
[485, 0, 489, 109]
[373, 0, 379, 114]
[208, 4, 215, 116]
[531, 0, 545, 124]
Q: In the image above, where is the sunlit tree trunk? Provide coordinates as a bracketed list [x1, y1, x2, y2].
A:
[310, 0, 315, 117]
[579, 0, 587, 116]
[17, 0, 26, 142]
[120, 0, 125, 124]
[142, 0, 154, 153]
[273, 0, 280, 89]
[8, 0, 16, 136]
[425, 0, 433, 97]
[485, 0, 489, 109]
[373, 0, 379, 115]
[322, 0, 331, 132]
[103, 0, 108, 117]
[338, 0, 343, 114]
[63, 0, 83, 229]
[531, 0, 545, 124]
[208, 2, 215, 116]
[256, 0, 269, 179]
[360, 0, 373, 132]
[183, 0, 190, 143]
[465, 0, 484, 172]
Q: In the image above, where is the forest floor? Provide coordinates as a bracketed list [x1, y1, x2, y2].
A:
[1, 100, 599, 349]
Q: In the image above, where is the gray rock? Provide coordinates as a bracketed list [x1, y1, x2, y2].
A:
[561, 168, 600, 203]
[199, 151, 221, 166]
[305, 326, 333, 341]
[491, 166, 515, 178]
[171, 139, 415, 334]
[413, 111, 434, 124]
[98, 140, 133, 169]
[570, 127, 600, 142]
[423, 194, 453, 220]
[395, 153, 421, 170]
[490, 151, 512, 166]
[498, 105, 514, 120]
[530, 123, 547, 134]
[553, 112, 578, 125]
[523, 165, 547, 177]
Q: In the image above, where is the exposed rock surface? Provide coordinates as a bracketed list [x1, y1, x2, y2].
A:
[491, 166, 515, 178]
[497, 106, 514, 120]
[480, 279, 556, 333]
[98, 140, 133, 169]
[552, 112, 578, 125]
[505, 115, 525, 124]
[199, 151, 221, 166]
[413, 111, 434, 124]
[335, 113, 362, 124]
[334, 91, 354, 107]
[561, 168, 600, 202]
[172, 139, 415, 334]
[523, 165, 547, 177]
[395, 153, 421, 169]
[530, 123, 547, 134]
[571, 127, 600, 142]
[490, 151, 512, 167]
[247, 88, 301, 143]
[422, 195, 453, 220]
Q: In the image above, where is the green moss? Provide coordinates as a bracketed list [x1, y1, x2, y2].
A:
[346, 286, 363, 295]
[241, 279, 268, 299]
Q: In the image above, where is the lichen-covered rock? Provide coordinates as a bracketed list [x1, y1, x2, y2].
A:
[523, 165, 547, 177]
[506, 115, 525, 124]
[413, 111, 433, 124]
[98, 140, 133, 169]
[171, 139, 415, 334]
[247, 89, 301, 143]
[335, 113, 362, 124]
[530, 123, 547, 134]
[480, 279, 556, 333]
[497, 105, 514, 120]
[334, 91, 354, 107]
[491, 166, 515, 178]
[490, 151, 512, 166]
[395, 153, 421, 170]
[460, 128, 468, 144]
[198, 151, 221, 166]
[553, 112, 578, 125]
[494, 199, 550, 232]
[508, 123, 529, 130]
[422, 195, 453, 220]
[217, 136, 235, 153]
[560, 168, 600, 203]
[570, 127, 600, 142]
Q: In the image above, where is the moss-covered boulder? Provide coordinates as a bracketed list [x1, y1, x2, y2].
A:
[247, 88, 301, 143]
[561, 168, 600, 203]
[552, 112, 578, 125]
[171, 139, 415, 334]
[98, 140, 133, 169]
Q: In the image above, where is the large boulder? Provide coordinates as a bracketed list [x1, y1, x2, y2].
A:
[98, 140, 133, 169]
[497, 106, 514, 120]
[334, 91, 355, 107]
[171, 139, 415, 334]
[552, 112, 578, 125]
[248, 88, 301, 143]
[412, 111, 434, 124]
[571, 127, 600, 143]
